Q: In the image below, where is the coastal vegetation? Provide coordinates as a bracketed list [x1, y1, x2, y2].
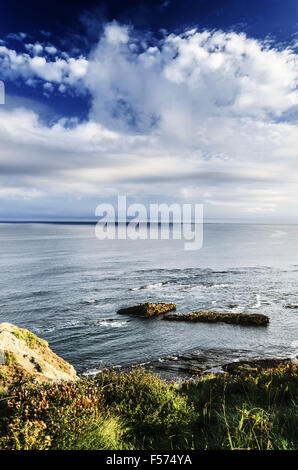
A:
[0, 323, 77, 385]
[0, 363, 296, 450]
[11, 329, 47, 350]
[0, 322, 296, 450]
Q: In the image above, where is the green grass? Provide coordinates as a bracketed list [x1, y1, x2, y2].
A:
[180, 365, 297, 450]
[11, 329, 47, 350]
[94, 368, 194, 449]
[0, 370, 7, 381]
[0, 365, 297, 450]
[4, 351, 17, 367]
[11, 330, 22, 340]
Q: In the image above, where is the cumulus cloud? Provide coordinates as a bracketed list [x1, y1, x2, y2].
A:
[0, 44, 88, 92]
[25, 43, 44, 55]
[86, 26, 298, 134]
[44, 45, 57, 55]
[6, 32, 27, 42]
[0, 22, 298, 220]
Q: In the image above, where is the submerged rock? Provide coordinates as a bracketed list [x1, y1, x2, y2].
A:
[0, 322, 77, 386]
[117, 302, 176, 318]
[163, 311, 269, 326]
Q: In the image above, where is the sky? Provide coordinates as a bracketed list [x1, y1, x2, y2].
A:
[0, 0, 298, 222]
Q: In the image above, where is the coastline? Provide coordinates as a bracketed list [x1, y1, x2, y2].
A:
[82, 353, 298, 383]
[0, 323, 297, 450]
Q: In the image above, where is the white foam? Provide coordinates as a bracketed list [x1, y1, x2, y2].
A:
[192, 283, 230, 290]
[95, 320, 127, 328]
[131, 282, 164, 291]
[251, 294, 261, 309]
[146, 282, 163, 289]
[213, 284, 230, 288]
[82, 368, 102, 377]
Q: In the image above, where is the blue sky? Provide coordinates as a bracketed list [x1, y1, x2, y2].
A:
[0, 0, 298, 221]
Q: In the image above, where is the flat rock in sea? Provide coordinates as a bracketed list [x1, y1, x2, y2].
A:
[163, 311, 269, 326]
[117, 302, 176, 318]
[223, 358, 294, 373]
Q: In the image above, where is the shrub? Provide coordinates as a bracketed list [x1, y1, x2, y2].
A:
[0, 365, 296, 450]
[2, 380, 106, 450]
[95, 368, 194, 448]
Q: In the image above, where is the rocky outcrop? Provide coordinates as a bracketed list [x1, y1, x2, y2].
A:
[163, 311, 269, 326]
[117, 302, 176, 318]
[0, 323, 77, 386]
[223, 358, 297, 373]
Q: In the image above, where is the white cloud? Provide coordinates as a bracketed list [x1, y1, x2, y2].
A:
[25, 43, 43, 55]
[0, 23, 298, 220]
[104, 22, 130, 44]
[45, 45, 57, 55]
[86, 26, 298, 136]
[6, 32, 27, 42]
[0, 44, 88, 89]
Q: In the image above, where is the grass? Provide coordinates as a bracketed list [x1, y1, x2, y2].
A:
[180, 364, 297, 450]
[4, 351, 17, 367]
[0, 371, 7, 381]
[0, 364, 296, 450]
[11, 329, 47, 350]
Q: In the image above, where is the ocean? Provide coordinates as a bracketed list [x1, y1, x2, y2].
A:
[0, 223, 297, 380]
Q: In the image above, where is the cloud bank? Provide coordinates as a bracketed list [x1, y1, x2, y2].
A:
[0, 22, 298, 220]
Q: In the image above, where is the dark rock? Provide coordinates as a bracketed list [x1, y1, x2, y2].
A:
[163, 311, 269, 326]
[117, 302, 176, 318]
[223, 358, 292, 373]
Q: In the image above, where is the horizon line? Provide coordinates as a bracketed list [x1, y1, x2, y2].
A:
[0, 220, 298, 226]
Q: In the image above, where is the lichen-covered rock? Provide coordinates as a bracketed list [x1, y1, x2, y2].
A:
[222, 358, 296, 373]
[117, 302, 176, 318]
[163, 311, 269, 326]
[0, 323, 77, 386]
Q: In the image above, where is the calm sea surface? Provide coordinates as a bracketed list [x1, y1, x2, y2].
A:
[0, 223, 297, 379]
